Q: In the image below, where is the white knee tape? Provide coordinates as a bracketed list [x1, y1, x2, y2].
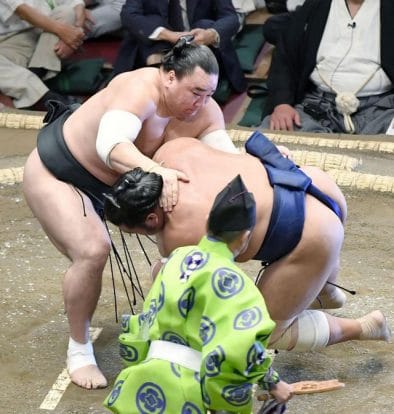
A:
[295, 310, 330, 351]
[271, 310, 330, 352]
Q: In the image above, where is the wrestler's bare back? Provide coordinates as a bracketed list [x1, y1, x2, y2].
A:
[61, 67, 223, 185]
[152, 138, 347, 263]
[152, 138, 274, 260]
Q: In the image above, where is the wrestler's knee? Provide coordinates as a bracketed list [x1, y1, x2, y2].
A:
[269, 310, 330, 352]
[74, 238, 111, 270]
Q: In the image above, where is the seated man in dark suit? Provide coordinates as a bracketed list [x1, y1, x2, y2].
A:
[114, 0, 247, 95]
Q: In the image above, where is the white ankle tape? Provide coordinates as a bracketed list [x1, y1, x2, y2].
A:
[67, 338, 97, 374]
[272, 310, 330, 352]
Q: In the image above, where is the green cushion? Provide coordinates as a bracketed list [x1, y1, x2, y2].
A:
[233, 24, 265, 73]
[238, 82, 269, 127]
[45, 58, 107, 95]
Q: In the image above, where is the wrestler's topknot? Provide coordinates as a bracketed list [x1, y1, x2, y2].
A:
[161, 37, 218, 79]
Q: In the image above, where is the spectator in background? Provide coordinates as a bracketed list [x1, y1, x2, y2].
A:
[263, 1, 306, 46]
[83, 0, 125, 39]
[114, 0, 247, 95]
[260, 0, 394, 135]
[0, 0, 90, 109]
[231, 0, 265, 29]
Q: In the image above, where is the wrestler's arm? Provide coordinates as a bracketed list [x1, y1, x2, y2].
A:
[198, 99, 240, 154]
[97, 81, 189, 212]
[197, 100, 290, 156]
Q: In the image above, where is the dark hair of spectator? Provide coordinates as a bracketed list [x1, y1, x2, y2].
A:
[161, 35, 219, 79]
[104, 168, 163, 228]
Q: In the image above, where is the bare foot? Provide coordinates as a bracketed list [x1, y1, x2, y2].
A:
[67, 338, 108, 389]
[357, 310, 392, 342]
[309, 286, 347, 309]
[69, 364, 108, 389]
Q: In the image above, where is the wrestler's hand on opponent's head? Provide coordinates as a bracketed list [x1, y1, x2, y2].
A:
[155, 166, 189, 212]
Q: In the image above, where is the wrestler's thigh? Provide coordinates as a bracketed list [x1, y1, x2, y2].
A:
[23, 149, 109, 259]
[258, 256, 328, 326]
[258, 197, 344, 324]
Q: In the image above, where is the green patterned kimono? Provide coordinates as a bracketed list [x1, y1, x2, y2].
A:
[104, 236, 280, 414]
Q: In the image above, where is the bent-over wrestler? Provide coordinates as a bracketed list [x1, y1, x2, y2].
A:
[104, 131, 392, 354]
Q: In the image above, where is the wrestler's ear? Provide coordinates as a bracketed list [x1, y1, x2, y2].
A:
[164, 70, 176, 86]
[145, 213, 159, 228]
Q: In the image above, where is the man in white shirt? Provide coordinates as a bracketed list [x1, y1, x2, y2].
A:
[261, 0, 394, 135]
[0, 0, 89, 108]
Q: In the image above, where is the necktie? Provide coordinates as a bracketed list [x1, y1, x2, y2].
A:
[168, 0, 184, 31]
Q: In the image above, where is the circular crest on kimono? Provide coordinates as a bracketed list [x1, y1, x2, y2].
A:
[180, 250, 209, 282]
[178, 286, 196, 317]
[199, 315, 217, 345]
[181, 401, 203, 414]
[204, 345, 225, 377]
[106, 379, 125, 407]
[222, 382, 253, 406]
[162, 330, 189, 346]
[234, 306, 263, 330]
[136, 382, 166, 414]
[211, 267, 245, 298]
